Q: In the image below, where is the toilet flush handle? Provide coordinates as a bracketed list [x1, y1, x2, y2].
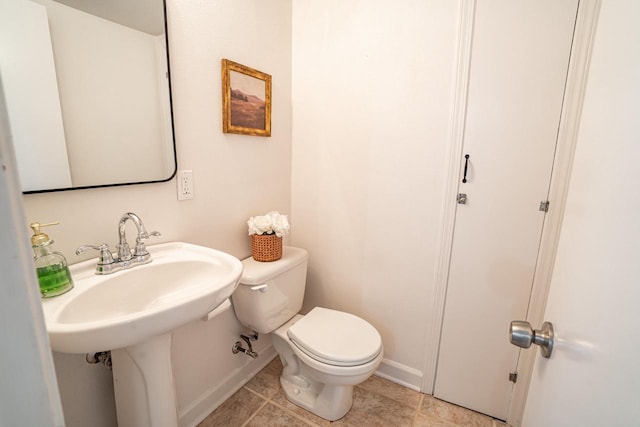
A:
[250, 284, 269, 293]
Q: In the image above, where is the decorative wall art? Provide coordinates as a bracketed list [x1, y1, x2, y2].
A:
[222, 59, 272, 137]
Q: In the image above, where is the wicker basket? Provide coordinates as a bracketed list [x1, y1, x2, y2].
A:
[250, 233, 282, 262]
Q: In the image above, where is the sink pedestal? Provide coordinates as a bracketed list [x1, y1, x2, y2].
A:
[111, 333, 178, 427]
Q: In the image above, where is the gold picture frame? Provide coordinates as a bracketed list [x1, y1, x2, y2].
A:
[222, 59, 272, 137]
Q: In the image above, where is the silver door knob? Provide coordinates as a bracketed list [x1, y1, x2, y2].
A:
[509, 320, 554, 358]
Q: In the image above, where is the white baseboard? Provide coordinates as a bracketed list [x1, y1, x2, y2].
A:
[375, 358, 424, 392]
[178, 346, 277, 427]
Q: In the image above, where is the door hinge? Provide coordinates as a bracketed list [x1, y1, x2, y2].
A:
[509, 372, 518, 383]
[539, 201, 550, 212]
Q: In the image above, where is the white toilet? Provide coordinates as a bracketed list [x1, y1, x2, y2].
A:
[232, 246, 383, 421]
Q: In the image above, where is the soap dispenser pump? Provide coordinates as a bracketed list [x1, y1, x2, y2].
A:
[30, 222, 74, 298]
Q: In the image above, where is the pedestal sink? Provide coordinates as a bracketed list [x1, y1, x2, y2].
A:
[41, 242, 243, 427]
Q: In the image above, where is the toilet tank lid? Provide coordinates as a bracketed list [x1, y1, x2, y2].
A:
[239, 246, 308, 285]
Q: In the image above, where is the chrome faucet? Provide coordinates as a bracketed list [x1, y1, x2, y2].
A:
[76, 212, 160, 275]
[117, 212, 160, 264]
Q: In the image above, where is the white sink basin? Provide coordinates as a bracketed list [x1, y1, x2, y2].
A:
[42, 241, 243, 354]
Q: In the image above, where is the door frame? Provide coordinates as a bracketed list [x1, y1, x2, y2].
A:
[421, 1, 601, 425]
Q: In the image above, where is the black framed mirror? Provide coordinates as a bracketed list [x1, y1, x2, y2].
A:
[0, 0, 176, 193]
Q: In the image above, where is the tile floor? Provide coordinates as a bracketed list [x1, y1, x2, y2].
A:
[198, 357, 509, 427]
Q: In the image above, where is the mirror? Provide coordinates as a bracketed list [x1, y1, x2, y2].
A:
[0, 0, 176, 193]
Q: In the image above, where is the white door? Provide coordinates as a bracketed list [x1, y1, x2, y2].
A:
[522, 1, 640, 425]
[0, 67, 66, 426]
[434, 0, 578, 420]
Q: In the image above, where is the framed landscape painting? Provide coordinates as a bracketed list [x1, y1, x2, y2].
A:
[222, 59, 272, 137]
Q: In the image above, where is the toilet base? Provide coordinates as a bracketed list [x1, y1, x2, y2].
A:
[272, 314, 382, 421]
[280, 374, 353, 421]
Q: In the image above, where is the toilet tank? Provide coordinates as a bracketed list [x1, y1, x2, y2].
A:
[232, 246, 308, 334]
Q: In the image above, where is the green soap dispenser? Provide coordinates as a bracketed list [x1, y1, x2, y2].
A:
[30, 222, 74, 298]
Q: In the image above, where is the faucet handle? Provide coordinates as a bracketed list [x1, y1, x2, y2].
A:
[134, 230, 160, 249]
[133, 231, 160, 261]
[76, 244, 115, 265]
[137, 230, 161, 242]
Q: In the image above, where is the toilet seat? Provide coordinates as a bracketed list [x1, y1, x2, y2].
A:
[287, 307, 382, 367]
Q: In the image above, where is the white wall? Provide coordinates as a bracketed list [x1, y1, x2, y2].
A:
[523, 1, 640, 425]
[20, 0, 292, 425]
[291, 0, 458, 386]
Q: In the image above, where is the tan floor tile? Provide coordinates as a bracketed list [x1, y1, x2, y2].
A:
[271, 388, 331, 426]
[330, 387, 415, 427]
[245, 402, 315, 427]
[263, 356, 284, 374]
[200, 354, 510, 427]
[244, 360, 282, 398]
[198, 387, 265, 427]
[466, 411, 495, 427]
[357, 375, 422, 410]
[413, 411, 458, 427]
[420, 395, 493, 427]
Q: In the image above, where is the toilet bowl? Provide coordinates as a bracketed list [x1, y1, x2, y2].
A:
[231, 247, 383, 421]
